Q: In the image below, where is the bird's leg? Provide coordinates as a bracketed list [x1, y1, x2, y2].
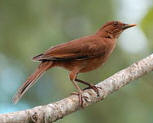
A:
[69, 71, 87, 107]
[75, 78, 101, 97]
[70, 81, 84, 107]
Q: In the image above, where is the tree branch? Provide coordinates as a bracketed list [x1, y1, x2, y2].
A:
[1, 54, 153, 123]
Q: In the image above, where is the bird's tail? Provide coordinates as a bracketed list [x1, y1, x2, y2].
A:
[12, 61, 53, 104]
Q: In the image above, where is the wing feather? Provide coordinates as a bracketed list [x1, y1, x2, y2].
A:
[33, 36, 107, 61]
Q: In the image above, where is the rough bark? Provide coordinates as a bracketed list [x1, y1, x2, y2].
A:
[0, 54, 153, 123]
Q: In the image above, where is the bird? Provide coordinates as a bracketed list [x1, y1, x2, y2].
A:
[13, 21, 136, 106]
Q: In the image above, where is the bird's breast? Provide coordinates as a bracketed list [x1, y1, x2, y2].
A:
[80, 40, 116, 72]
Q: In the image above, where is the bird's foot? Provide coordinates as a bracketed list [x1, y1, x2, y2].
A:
[84, 84, 101, 97]
[71, 91, 88, 107]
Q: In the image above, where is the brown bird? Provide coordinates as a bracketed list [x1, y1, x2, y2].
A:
[13, 21, 136, 106]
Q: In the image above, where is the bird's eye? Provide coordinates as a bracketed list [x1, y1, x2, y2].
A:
[113, 21, 118, 26]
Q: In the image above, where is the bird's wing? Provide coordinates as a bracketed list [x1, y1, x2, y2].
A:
[33, 36, 107, 61]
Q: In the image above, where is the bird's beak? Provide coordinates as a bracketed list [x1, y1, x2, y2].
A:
[122, 24, 136, 30]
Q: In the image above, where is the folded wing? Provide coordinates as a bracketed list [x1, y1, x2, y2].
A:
[33, 36, 107, 61]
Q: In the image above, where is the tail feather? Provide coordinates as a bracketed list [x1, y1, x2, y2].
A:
[32, 53, 44, 61]
[13, 61, 53, 104]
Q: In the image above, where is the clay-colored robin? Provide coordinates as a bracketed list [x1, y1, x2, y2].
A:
[13, 21, 136, 106]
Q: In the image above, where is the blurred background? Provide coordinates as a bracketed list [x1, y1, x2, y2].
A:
[0, 0, 153, 122]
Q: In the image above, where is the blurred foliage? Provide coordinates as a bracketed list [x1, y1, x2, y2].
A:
[141, 6, 153, 51]
[0, 0, 153, 123]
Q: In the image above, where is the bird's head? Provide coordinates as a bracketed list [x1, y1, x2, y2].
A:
[97, 21, 136, 39]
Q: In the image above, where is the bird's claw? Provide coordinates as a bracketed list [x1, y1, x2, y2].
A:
[84, 85, 101, 97]
[71, 91, 88, 107]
